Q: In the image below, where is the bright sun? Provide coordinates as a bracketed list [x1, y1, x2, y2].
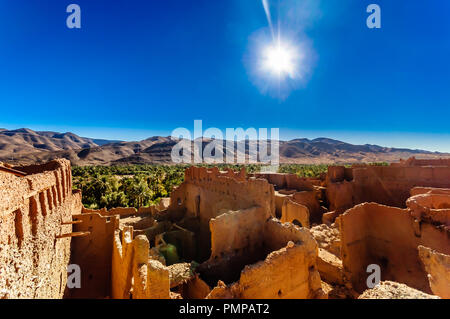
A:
[262, 42, 297, 78]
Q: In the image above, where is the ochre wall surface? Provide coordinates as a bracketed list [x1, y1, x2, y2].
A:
[200, 217, 325, 299]
[168, 167, 275, 262]
[4, 159, 449, 299]
[406, 192, 450, 226]
[210, 207, 268, 259]
[394, 157, 450, 167]
[67, 212, 119, 298]
[418, 246, 450, 299]
[337, 202, 450, 293]
[280, 198, 310, 228]
[166, 167, 325, 299]
[327, 165, 450, 213]
[251, 173, 315, 191]
[291, 191, 323, 223]
[0, 159, 82, 298]
[111, 227, 170, 299]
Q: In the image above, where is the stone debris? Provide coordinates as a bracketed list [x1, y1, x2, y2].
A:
[0, 157, 449, 299]
[358, 281, 440, 299]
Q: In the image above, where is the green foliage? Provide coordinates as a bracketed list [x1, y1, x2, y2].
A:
[72, 163, 338, 209]
[72, 164, 265, 209]
[159, 244, 179, 266]
[368, 162, 389, 166]
[278, 164, 329, 178]
[72, 164, 186, 209]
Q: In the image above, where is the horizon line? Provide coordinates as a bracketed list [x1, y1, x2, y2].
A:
[1, 126, 449, 154]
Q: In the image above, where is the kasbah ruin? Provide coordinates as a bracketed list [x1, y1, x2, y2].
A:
[0, 157, 449, 299]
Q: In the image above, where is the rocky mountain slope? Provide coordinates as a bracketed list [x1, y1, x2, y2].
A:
[0, 128, 447, 165]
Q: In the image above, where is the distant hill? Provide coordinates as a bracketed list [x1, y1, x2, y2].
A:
[0, 128, 448, 166]
[0, 128, 97, 155]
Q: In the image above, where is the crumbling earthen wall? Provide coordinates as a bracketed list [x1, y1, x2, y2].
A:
[164, 167, 325, 299]
[310, 224, 344, 286]
[418, 246, 450, 298]
[198, 206, 269, 285]
[82, 206, 157, 218]
[327, 164, 450, 213]
[274, 191, 291, 218]
[291, 191, 323, 223]
[406, 192, 450, 226]
[66, 203, 163, 298]
[111, 226, 170, 299]
[210, 206, 268, 259]
[7, 158, 450, 299]
[252, 173, 323, 220]
[173, 167, 276, 217]
[280, 198, 310, 228]
[251, 173, 315, 191]
[201, 218, 325, 299]
[394, 157, 450, 167]
[325, 181, 353, 213]
[66, 212, 119, 298]
[411, 186, 450, 196]
[168, 167, 275, 261]
[276, 190, 323, 227]
[337, 202, 450, 293]
[0, 159, 82, 298]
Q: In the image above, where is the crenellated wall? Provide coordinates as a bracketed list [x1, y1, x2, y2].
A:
[0, 159, 82, 298]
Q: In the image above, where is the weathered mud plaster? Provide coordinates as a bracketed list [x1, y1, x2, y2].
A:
[337, 202, 450, 293]
[0, 159, 82, 298]
[327, 162, 450, 214]
[418, 245, 450, 299]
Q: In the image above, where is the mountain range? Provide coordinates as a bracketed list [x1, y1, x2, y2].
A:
[0, 128, 447, 166]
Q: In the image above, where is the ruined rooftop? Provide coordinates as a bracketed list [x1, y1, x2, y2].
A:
[0, 157, 449, 299]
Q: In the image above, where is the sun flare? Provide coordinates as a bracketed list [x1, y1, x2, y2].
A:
[262, 42, 298, 78]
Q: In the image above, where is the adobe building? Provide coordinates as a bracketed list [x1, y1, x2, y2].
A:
[106, 167, 326, 299]
[0, 159, 82, 298]
[0, 157, 449, 299]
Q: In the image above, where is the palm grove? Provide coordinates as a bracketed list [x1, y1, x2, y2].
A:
[72, 164, 331, 209]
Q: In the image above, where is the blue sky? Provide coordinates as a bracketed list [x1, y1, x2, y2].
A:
[0, 0, 449, 151]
